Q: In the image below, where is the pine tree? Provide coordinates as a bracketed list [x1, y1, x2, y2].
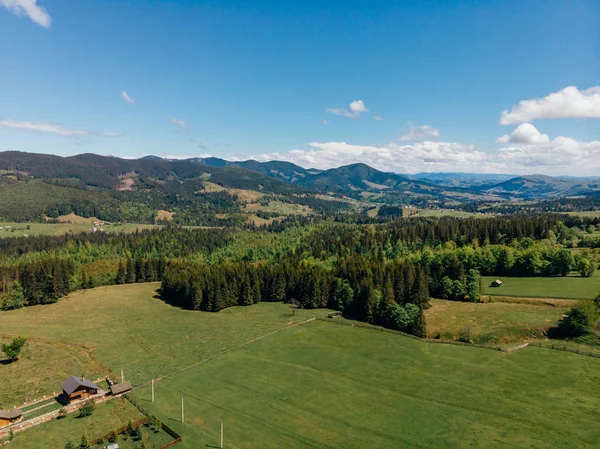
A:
[115, 261, 126, 285]
[42, 274, 59, 304]
[125, 257, 135, 284]
[78, 433, 90, 449]
[81, 271, 89, 290]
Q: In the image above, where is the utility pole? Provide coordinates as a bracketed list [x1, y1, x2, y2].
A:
[151, 379, 154, 402]
[220, 420, 224, 449]
[121, 366, 124, 383]
[181, 397, 184, 423]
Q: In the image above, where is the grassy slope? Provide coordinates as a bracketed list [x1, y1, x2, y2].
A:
[3, 284, 600, 447]
[134, 320, 600, 448]
[0, 337, 106, 407]
[0, 284, 324, 400]
[425, 299, 570, 344]
[482, 273, 600, 299]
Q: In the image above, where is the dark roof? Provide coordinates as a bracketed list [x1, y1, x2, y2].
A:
[110, 381, 133, 395]
[0, 408, 22, 419]
[61, 376, 99, 395]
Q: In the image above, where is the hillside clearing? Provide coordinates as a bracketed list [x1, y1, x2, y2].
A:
[425, 299, 570, 344]
[481, 274, 600, 299]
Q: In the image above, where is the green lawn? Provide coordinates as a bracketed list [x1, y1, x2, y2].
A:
[482, 274, 600, 299]
[425, 298, 570, 344]
[0, 222, 158, 238]
[4, 284, 600, 447]
[9, 398, 145, 449]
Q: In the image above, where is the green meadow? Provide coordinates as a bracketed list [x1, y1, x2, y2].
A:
[481, 273, 600, 299]
[3, 284, 600, 447]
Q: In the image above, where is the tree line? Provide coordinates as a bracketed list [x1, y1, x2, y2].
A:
[161, 255, 429, 337]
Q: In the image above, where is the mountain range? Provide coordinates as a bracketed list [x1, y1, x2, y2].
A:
[0, 151, 599, 224]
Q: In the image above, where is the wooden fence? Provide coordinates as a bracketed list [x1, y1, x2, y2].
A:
[528, 341, 600, 358]
[89, 417, 149, 446]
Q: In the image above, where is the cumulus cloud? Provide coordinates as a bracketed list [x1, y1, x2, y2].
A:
[321, 120, 328, 125]
[0, 0, 51, 27]
[500, 86, 600, 124]
[170, 117, 187, 129]
[373, 115, 384, 121]
[398, 124, 440, 142]
[247, 135, 600, 176]
[250, 141, 487, 174]
[0, 119, 121, 137]
[121, 90, 135, 104]
[326, 100, 369, 118]
[496, 123, 550, 145]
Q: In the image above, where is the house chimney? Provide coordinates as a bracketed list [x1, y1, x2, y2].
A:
[81, 374, 85, 382]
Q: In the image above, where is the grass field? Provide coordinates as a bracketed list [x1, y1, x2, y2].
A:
[8, 398, 145, 449]
[134, 320, 600, 448]
[425, 299, 570, 344]
[0, 222, 158, 238]
[4, 284, 600, 447]
[0, 284, 324, 405]
[482, 274, 600, 299]
[414, 208, 479, 218]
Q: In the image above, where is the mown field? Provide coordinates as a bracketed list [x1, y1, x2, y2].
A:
[0, 284, 323, 405]
[135, 320, 600, 448]
[425, 299, 570, 344]
[3, 284, 600, 447]
[0, 221, 158, 238]
[481, 273, 600, 299]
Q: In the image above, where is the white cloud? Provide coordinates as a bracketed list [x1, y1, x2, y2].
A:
[500, 86, 600, 124]
[251, 141, 487, 174]
[496, 123, 550, 145]
[326, 100, 369, 118]
[0, 119, 121, 137]
[373, 115, 384, 121]
[247, 135, 600, 176]
[170, 117, 187, 129]
[0, 0, 51, 28]
[121, 90, 135, 104]
[321, 120, 328, 125]
[398, 124, 440, 142]
[349, 100, 368, 114]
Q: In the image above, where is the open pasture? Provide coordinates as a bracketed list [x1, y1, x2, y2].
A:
[3, 284, 600, 447]
[0, 221, 157, 238]
[481, 274, 600, 299]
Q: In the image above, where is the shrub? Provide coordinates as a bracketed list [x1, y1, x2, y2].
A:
[75, 402, 94, 418]
[560, 300, 599, 337]
[2, 336, 27, 362]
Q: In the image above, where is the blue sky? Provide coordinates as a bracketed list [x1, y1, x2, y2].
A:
[1, 0, 599, 174]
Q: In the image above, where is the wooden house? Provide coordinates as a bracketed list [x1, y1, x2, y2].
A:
[491, 279, 502, 287]
[0, 408, 22, 427]
[61, 375, 100, 402]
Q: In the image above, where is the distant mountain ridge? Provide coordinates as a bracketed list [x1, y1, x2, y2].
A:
[1, 152, 599, 209]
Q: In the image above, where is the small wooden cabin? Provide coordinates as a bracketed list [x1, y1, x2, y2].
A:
[110, 381, 132, 396]
[61, 375, 100, 403]
[0, 408, 22, 427]
[491, 279, 503, 287]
